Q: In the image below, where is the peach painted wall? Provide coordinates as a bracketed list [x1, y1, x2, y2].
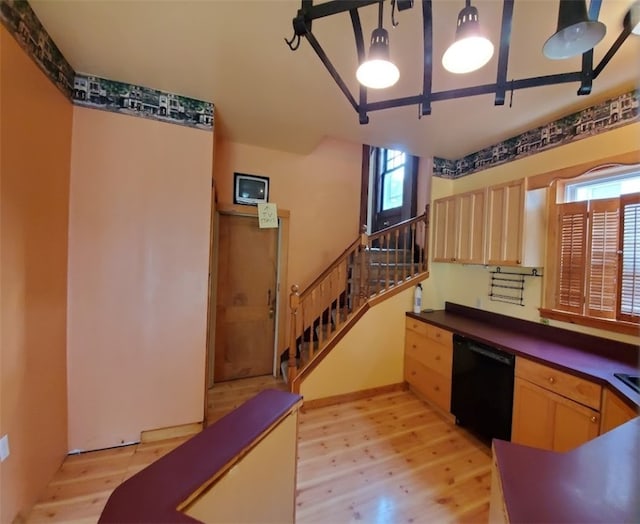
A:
[0, 26, 72, 523]
[67, 107, 213, 451]
[214, 138, 362, 292]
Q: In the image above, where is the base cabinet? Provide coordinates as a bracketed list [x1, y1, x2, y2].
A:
[600, 388, 638, 434]
[404, 318, 453, 412]
[511, 358, 601, 452]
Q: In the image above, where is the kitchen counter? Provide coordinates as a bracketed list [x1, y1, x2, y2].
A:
[408, 302, 640, 407]
[492, 417, 640, 523]
[408, 302, 639, 523]
[99, 389, 302, 523]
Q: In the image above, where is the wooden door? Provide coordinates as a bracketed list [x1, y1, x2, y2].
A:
[511, 377, 555, 449]
[432, 196, 457, 262]
[214, 214, 278, 381]
[487, 180, 524, 266]
[456, 189, 487, 264]
[552, 396, 599, 452]
[600, 388, 638, 434]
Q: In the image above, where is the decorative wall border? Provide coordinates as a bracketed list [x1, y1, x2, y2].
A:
[433, 89, 640, 179]
[1, 0, 74, 98]
[0, 0, 213, 131]
[73, 75, 213, 130]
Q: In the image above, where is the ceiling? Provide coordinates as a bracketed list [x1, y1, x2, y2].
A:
[30, 0, 640, 160]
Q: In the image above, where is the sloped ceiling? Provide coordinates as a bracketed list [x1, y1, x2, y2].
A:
[30, 0, 640, 159]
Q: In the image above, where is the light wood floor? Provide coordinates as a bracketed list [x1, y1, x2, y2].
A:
[25, 378, 491, 523]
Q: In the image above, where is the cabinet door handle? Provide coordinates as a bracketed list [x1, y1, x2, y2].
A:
[412, 344, 417, 349]
[548, 376, 556, 384]
[435, 355, 441, 361]
[590, 416, 597, 423]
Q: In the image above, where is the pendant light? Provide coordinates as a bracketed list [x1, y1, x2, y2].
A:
[356, 1, 400, 89]
[442, 0, 494, 74]
[543, 0, 606, 59]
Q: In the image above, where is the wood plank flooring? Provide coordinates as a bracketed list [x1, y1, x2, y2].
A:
[296, 389, 491, 523]
[25, 378, 491, 523]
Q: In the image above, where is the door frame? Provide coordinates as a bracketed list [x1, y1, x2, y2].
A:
[205, 204, 290, 388]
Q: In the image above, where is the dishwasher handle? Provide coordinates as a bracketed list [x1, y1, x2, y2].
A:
[467, 341, 514, 366]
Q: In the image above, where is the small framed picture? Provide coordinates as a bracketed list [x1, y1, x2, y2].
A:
[233, 173, 269, 206]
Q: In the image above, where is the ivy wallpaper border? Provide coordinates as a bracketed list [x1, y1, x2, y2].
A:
[1, 0, 213, 131]
[433, 90, 639, 179]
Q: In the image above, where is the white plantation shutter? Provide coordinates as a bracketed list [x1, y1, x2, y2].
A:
[556, 202, 588, 313]
[586, 198, 619, 319]
[618, 193, 640, 323]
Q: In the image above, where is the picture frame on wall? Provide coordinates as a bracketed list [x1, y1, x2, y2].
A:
[233, 173, 270, 205]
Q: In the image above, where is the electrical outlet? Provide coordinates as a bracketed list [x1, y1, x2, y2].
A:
[0, 434, 10, 462]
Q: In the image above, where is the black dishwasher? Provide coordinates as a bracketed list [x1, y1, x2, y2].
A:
[451, 334, 515, 443]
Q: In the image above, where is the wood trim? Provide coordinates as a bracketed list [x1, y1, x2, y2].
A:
[368, 272, 429, 307]
[539, 308, 640, 336]
[290, 303, 370, 394]
[216, 203, 291, 218]
[527, 150, 640, 190]
[360, 144, 370, 234]
[140, 422, 203, 443]
[301, 383, 407, 411]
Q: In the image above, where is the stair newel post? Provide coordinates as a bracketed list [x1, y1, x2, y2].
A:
[288, 284, 300, 385]
[358, 224, 368, 307]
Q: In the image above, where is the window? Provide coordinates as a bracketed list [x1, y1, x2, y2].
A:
[379, 149, 405, 211]
[544, 164, 640, 333]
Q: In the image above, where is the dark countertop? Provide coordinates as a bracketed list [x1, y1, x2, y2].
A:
[493, 417, 640, 523]
[98, 389, 303, 523]
[408, 303, 640, 407]
[409, 303, 639, 523]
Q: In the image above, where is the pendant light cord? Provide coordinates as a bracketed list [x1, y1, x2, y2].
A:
[378, 1, 384, 29]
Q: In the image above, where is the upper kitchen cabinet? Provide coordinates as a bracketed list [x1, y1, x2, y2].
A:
[432, 196, 457, 263]
[432, 189, 486, 265]
[456, 189, 486, 264]
[486, 179, 546, 267]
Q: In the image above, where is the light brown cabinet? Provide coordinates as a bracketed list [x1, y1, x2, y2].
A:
[511, 358, 601, 452]
[432, 196, 457, 263]
[600, 387, 638, 434]
[432, 179, 544, 267]
[486, 179, 546, 267]
[432, 189, 486, 264]
[404, 318, 453, 412]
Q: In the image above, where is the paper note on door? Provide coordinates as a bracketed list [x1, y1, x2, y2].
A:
[257, 203, 278, 228]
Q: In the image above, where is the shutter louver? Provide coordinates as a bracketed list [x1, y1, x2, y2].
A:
[586, 199, 619, 319]
[618, 193, 640, 323]
[556, 202, 588, 314]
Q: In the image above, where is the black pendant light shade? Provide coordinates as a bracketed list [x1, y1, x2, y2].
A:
[543, 0, 606, 59]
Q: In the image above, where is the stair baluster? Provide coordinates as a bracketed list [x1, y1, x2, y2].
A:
[285, 206, 430, 392]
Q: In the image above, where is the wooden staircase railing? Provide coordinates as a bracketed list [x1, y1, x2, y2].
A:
[287, 207, 430, 389]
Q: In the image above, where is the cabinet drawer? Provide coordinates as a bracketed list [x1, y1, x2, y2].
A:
[405, 356, 451, 412]
[515, 358, 601, 410]
[425, 324, 452, 347]
[405, 317, 428, 337]
[405, 331, 452, 377]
